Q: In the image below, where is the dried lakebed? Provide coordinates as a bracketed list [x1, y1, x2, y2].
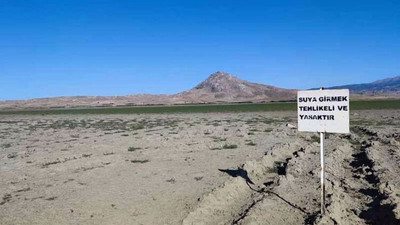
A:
[0, 110, 399, 225]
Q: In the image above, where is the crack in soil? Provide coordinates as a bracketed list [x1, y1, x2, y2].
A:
[350, 134, 400, 225]
[231, 194, 266, 225]
[233, 146, 321, 225]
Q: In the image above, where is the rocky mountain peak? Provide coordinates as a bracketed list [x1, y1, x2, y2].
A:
[194, 71, 244, 92]
[207, 71, 236, 80]
[182, 71, 297, 102]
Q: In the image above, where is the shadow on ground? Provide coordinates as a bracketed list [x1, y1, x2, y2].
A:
[218, 168, 254, 185]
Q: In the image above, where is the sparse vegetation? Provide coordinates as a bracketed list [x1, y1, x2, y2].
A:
[45, 196, 57, 201]
[130, 159, 149, 164]
[128, 147, 141, 152]
[211, 136, 227, 142]
[1, 143, 12, 148]
[222, 144, 238, 149]
[349, 138, 361, 150]
[0, 194, 12, 205]
[7, 152, 17, 159]
[166, 178, 176, 183]
[82, 154, 92, 158]
[246, 141, 257, 146]
[42, 160, 61, 167]
[310, 135, 320, 143]
[266, 167, 278, 174]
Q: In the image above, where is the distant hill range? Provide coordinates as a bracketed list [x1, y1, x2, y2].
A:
[0, 72, 399, 110]
[325, 75, 400, 94]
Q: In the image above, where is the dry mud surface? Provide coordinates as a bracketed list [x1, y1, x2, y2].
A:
[1, 110, 400, 225]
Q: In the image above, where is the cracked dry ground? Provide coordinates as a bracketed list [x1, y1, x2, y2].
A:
[183, 110, 400, 225]
[1, 110, 400, 225]
[233, 127, 400, 225]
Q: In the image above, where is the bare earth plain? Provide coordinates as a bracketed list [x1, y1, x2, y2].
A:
[1, 110, 400, 225]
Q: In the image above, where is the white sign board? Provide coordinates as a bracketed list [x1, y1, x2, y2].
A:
[297, 89, 349, 133]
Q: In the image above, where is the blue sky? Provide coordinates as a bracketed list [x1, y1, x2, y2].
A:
[0, 0, 399, 100]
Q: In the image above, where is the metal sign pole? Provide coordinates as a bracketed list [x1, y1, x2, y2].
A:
[320, 131, 325, 214]
[319, 87, 325, 215]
